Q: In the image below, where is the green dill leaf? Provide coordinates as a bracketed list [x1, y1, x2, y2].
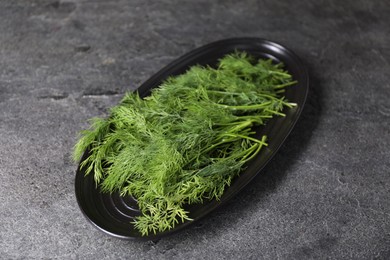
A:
[74, 51, 297, 235]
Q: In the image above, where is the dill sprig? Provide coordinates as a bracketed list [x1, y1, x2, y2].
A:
[73, 51, 297, 236]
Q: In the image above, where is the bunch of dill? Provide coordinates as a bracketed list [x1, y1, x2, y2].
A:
[73, 52, 297, 235]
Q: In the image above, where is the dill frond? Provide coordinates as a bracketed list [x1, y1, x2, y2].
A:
[74, 52, 297, 235]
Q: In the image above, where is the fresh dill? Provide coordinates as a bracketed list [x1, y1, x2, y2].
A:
[73, 51, 297, 236]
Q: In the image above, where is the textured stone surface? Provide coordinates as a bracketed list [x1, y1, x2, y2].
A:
[1, 0, 389, 259]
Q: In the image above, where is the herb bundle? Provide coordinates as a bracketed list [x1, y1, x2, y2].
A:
[73, 52, 297, 236]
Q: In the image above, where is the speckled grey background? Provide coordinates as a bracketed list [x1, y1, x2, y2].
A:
[1, 0, 389, 259]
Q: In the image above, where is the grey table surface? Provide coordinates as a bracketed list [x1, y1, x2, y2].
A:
[1, 0, 389, 259]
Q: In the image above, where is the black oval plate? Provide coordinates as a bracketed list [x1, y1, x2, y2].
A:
[75, 38, 309, 240]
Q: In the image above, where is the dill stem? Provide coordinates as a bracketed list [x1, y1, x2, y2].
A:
[241, 137, 267, 163]
[273, 80, 298, 89]
[222, 133, 267, 145]
[215, 101, 272, 110]
[206, 90, 241, 96]
[264, 109, 286, 116]
[269, 70, 292, 77]
[226, 120, 254, 133]
[233, 115, 273, 122]
[214, 116, 272, 127]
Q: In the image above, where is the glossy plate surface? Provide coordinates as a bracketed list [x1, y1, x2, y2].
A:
[75, 38, 309, 240]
